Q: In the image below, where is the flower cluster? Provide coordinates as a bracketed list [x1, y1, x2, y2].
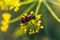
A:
[0, 13, 11, 32]
[0, 0, 21, 12]
[20, 11, 44, 35]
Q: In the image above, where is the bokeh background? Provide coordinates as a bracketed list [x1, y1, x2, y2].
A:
[0, 0, 60, 40]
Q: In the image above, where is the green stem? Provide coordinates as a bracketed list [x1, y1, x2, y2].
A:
[21, 0, 38, 5]
[35, 0, 42, 15]
[9, 2, 36, 23]
[47, 0, 60, 6]
[43, 1, 60, 23]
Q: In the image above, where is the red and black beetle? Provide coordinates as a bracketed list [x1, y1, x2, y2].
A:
[20, 14, 35, 23]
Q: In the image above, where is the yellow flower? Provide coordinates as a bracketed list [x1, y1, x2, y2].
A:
[4, 0, 14, 5]
[0, 1, 3, 7]
[31, 19, 35, 24]
[20, 11, 44, 35]
[20, 23, 24, 26]
[13, 0, 21, 7]
[10, 6, 14, 10]
[37, 20, 41, 26]
[1, 6, 6, 10]
[24, 13, 27, 16]
[30, 11, 34, 15]
[10, 0, 21, 12]
[36, 14, 42, 19]
[36, 30, 39, 33]
[1, 13, 11, 32]
[1, 25, 9, 32]
[29, 31, 32, 35]
[37, 22, 40, 26]
[40, 25, 44, 29]
[32, 30, 35, 34]
[39, 0, 42, 3]
[14, 7, 19, 12]
[0, 0, 21, 11]
[2, 13, 11, 22]
[24, 28, 27, 33]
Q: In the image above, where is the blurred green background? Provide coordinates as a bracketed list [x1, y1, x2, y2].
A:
[0, 0, 60, 40]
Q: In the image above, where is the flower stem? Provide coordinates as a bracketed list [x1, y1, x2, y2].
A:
[47, 0, 60, 6]
[21, 0, 37, 5]
[9, 2, 36, 23]
[35, 0, 42, 15]
[43, 1, 60, 23]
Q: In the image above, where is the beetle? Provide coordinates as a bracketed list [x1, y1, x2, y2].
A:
[20, 14, 35, 23]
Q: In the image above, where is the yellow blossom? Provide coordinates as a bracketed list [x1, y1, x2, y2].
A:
[37, 20, 41, 26]
[24, 13, 27, 16]
[36, 29, 39, 33]
[32, 30, 35, 34]
[39, 0, 42, 3]
[14, 7, 19, 12]
[1, 6, 5, 10]
[1, 25, 9, 32]
[37, 22, 40, 26]
[31, 19, 35, 24]
[29, 29, 32, 32]
[30, 11, 34, 15]
[40, 25, 44, 29]
[2, 13, 11, 22]
[38, 20, 41, 23]
[24, 28, 27, 33]
[29, 31, 32, 35]
[1, 13, 11, 32]
[20, 23, 24, 26]
[0, 0, 21, 11]
[0, 1, 3, 7]
[36, 14, 42, 19]
[10, 6, 14, 10]
[13, 0, 21, 7]
[20, 11, 44, 35]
